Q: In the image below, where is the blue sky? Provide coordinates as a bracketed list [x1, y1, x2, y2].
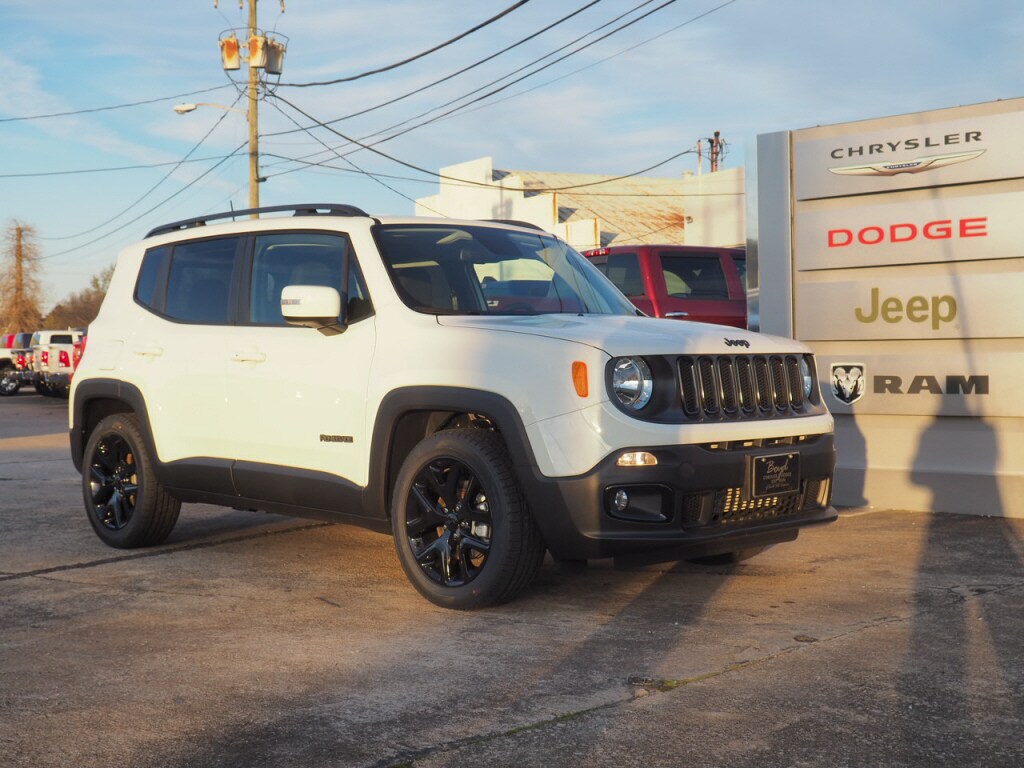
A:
[2, 0, 1022, 310]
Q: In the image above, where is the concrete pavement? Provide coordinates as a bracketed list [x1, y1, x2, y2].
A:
[2, 391, 1022, 767]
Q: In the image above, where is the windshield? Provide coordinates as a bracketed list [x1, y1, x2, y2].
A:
[375, 224, 637, 316]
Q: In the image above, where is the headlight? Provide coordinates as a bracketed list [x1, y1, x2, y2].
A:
[612, 357, 653, 410]
[800, 356, 814, 398]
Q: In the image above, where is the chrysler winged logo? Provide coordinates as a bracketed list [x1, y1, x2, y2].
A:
[831, 363, 866, 405]
[829, 149, 985, 177]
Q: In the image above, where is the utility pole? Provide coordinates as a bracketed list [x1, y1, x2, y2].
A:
[246, 0, 260, 215]
[14, 226, 24, 318]
[210, 1, 286, 216]
[710, 130, 722, 173]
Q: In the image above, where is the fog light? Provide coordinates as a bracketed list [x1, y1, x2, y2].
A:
[613, 489, 630, 511]
[616, 451, 658, 467]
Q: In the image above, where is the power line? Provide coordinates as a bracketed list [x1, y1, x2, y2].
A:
[0, 85, 232, 124]
[269, 0, 604, 128]
[0, 154, 239, 180]
[267, 99, 445, 215]
[280, 0, 533, 87]
[270, 94, 695, 193]
[344, 0, 683, 153]
[264, 0, 733, 188]
[261, 152, 741, 197]
[39, 92, 245, 241]
[258, 0, 676, 177]
[37, 141, 248, 261]
[264, 0, 656, 140]
[265, 0, 684, 168]
[424, 0, 740, 126]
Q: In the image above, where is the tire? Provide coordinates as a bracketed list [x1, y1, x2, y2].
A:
[689, 547, 765, 565]
[391, 428, 545, 609]
[82, 413, 181, 548]
[0, 367, 19, 396]
[34, 380, 52, 396]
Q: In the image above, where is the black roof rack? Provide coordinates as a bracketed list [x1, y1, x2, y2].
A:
[482, 218, 547, 232]
[145, 203, 370, 239]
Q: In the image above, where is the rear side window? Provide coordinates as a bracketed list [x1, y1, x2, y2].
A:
[163, 238, 240, 324]
[659, 253, 728, 299]
[592, 252, 645, 297]
[135, 246, 170, 311]
[248, 233, 371, 325]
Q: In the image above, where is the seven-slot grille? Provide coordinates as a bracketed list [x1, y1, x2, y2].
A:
[678, 354, 806, 421]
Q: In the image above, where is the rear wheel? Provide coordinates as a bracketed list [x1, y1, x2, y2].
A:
[391, 428, 544, 609]
[82, 413, 180, 548]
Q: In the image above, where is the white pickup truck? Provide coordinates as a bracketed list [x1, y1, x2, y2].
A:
[30, 330, 82, 397]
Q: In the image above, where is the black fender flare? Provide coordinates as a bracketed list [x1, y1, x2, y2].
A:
[70, 379, 156, 473]
[362, 386, 543, 520]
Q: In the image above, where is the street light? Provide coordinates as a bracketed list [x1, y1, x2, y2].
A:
[173, 102, 246, 116]
[173, 93, 260, 216]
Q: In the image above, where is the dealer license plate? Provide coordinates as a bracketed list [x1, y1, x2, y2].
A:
[750, 452, 800, 498]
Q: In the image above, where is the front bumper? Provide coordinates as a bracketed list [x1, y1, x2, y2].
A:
[520, 433, 837, 561]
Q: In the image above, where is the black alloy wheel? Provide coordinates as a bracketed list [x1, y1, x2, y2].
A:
[391, 429, 545, 609]
[405, 455, 494, 587]
[87, 431, 139, 531]
[81, 413, 180, 548]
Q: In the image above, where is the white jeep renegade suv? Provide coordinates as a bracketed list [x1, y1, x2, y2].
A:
[70, 204, 837, 609]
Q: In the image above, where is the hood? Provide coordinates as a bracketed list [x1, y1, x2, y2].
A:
[436, 314, 809, 357]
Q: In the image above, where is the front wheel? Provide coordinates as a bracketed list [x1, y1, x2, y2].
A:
[0, 368, 19, 396]
[391, 429, 544, 609]
[82, 413, 181, 548]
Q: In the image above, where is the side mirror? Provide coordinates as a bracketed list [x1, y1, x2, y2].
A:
[281, 285, 347, 336]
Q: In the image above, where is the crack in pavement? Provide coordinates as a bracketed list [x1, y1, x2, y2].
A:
[0, 521, 334, 583]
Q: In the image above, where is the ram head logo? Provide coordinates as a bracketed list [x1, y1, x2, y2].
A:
[831, 363, 866, 405]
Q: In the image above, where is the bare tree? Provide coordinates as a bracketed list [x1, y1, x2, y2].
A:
[0, 221, 44, 333]
[42, 264, 115, 329]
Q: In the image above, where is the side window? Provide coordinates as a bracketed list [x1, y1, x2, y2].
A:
[602, 252, 644, 297]
[248, 233, 372, 326]
[135, 245, 170, 312]
[659, 253, 728, 300]
[164, 238, 240, 324]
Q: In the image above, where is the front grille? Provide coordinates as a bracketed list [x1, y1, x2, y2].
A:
[681, 476, 830, 530]
[678, 354, 809, 422]
[712, 486, 805, 526]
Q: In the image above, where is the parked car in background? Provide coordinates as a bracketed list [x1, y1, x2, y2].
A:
[0, 332, 33, 396]
[583, 245, 748, 329]
[30, 330, 83, 396]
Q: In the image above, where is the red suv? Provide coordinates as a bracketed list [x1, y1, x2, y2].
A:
[583, 245, 747, 329]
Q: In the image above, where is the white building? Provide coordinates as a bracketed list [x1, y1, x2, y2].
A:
[414, 157, 744, 251]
